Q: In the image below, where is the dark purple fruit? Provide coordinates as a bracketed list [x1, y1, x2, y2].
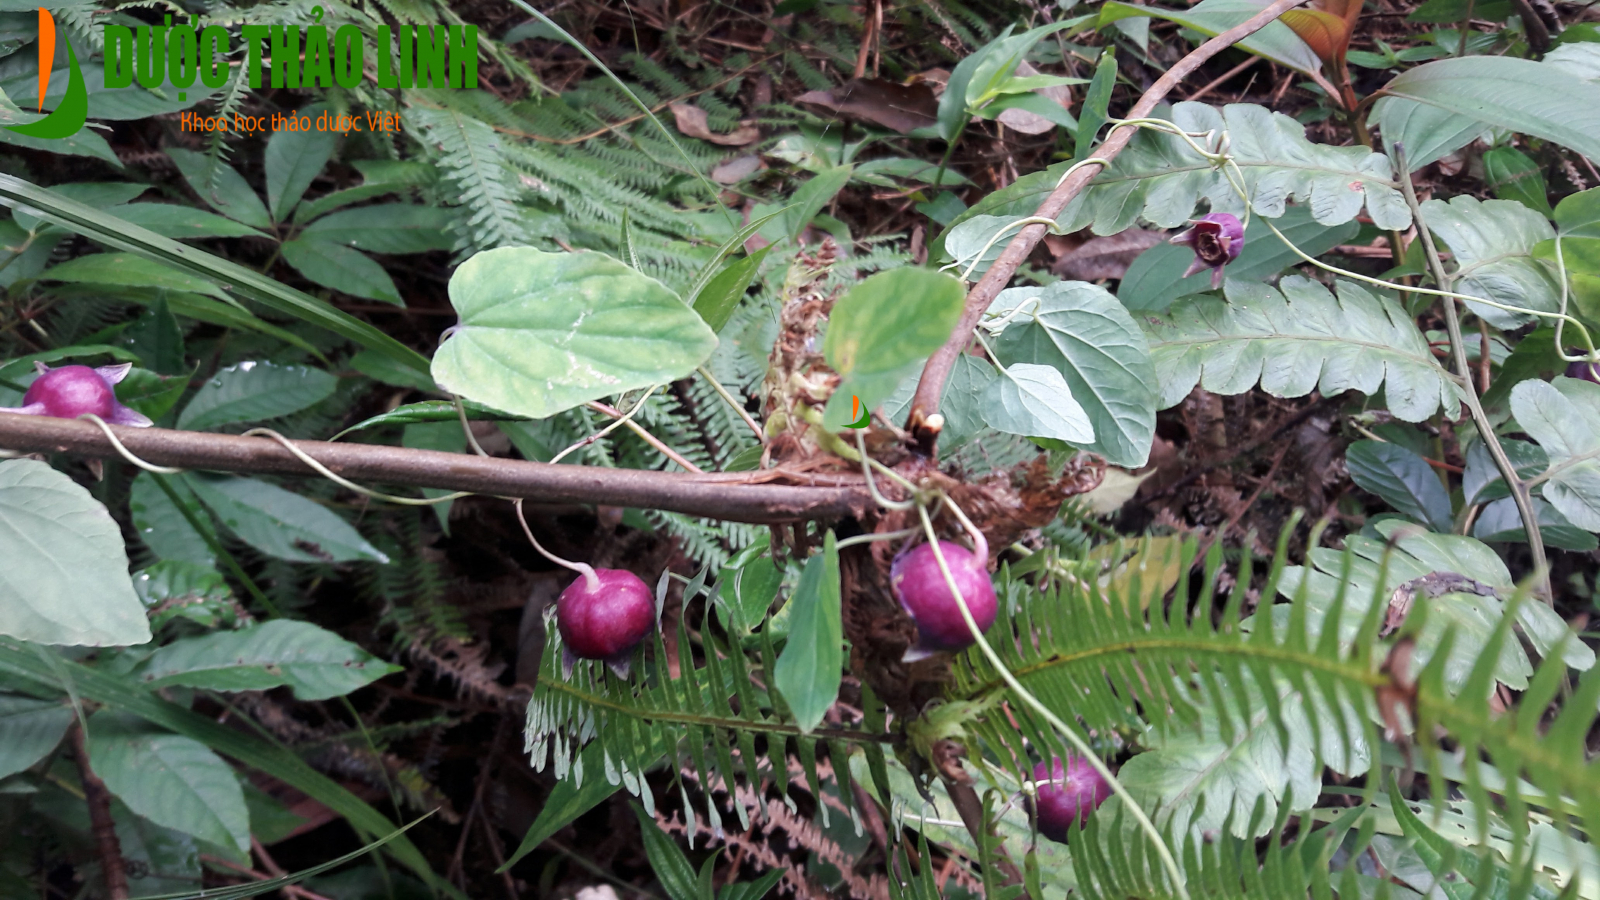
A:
[556, 569, 657, 661]
[1567, 359, 1600, 384]
[1, 363, 151, 426]
[890, 540, 997, 655]
[1028, 755, 1112, 843]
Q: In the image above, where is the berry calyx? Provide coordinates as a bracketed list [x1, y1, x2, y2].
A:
[890, 539, 997, 658]
[1027, 755, 1112, 843]
[0, 363, 151, 426]
[556, 567, 657, 667]
[1567, 359, 1600, 384]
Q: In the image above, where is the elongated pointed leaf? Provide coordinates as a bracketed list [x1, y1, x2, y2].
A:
[0, 693, 71, 780]
[182, 474, 389, 564]
[774, 532, 842, 733]
[177, 362, 338, 431]
[1346, 439, 1454, 532]
[1384, 56, 1600, 163]
[0, 175, 429, 374]
[135, 620, 399, 700]
[1510, 377, 1600, 532]
[264, 105, 337, 222]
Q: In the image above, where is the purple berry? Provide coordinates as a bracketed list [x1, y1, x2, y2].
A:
[1567, 359, 1600, 384]
[1170, 212, 1245, 289]
[890, 540, 997, 655]
[1027, 756, 1112, 843]
[557, 568, 657, 662]
[1, 363, 151, 426]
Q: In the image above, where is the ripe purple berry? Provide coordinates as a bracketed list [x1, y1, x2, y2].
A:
[557, 568, 657, 674]
[0, 363, 151, 426]
[1027, 755, 1113, 844]
[1567, 359, 1600, 384]
[890, 540, 997, 658]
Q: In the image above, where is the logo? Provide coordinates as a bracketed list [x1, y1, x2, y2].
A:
[844, 395, 870, 429]
[6, 9, 88, 139]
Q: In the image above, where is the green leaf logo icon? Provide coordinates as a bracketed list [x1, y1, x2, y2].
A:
[5, 9, 89, 140]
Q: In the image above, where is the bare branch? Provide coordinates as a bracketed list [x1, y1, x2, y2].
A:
[0, 413, 866, 524]
[906, 0, 1311, 446]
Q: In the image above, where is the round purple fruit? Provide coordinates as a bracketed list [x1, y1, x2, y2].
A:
[1, 363, 151, 426]
[890, 540, 997, 655]
[1028, 755, 1112, 844]
[557, 568, 657, 661]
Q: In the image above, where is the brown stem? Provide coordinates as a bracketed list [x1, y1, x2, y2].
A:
[70, 721, 128, 900]
[0, 413, 866, 524]
[906, 0, 1311, 446]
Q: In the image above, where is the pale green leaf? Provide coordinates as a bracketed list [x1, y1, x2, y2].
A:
[782, 166, 854, 242]
[1420, 195, 1560, 329]
[820, 267, 967, 429]
[182, 474, 389, 564]
[982, 362, 1094, 443]
[945, 101, 1408, 246]
[0, 694, 71, 780]
[1098, 0, 1321, 74]
[1373, 97, 1491, 173]
[177, 361, 337, 431]
[0, 459, 150, 646]
[135, 620, 399, 701]
[86, 711, 251, 856]
[281, 238, 402, 305]
[774, 531, 842, 733]
[1473, 497, 1598, 551]
[1383, 56, 1600, 163]
[990, 280, 1158, 466]
[1510, 377, 1600, 532]
[432, 247, 717, 420]
[1144, 276, 1459, 423]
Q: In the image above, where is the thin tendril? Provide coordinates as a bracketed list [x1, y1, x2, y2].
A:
[834, 528, 921, 550]
[549, 387, 659, 466]
[455, 397, 492, 458]
[76, 415, 185, 473]
[241, 429, 471, 506]
[514, 497, 599, 591]
[854, 429, 914, 510]
[915, 501, 1189, 900]
[697, 366, 765, 441]
[943, 216, 1060, 282]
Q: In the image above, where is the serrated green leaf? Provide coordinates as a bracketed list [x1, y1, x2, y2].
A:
[1346, 440, 1454, 532]
[113, 203, 268, 240]
[282, 238, 402, 305]
[135, 620, 399, 701]
[1510, 377, 1600, 532]
[300, 204, 456, 254]
[265, 104, 337, 222]
[0, 693, 71, 780]
[943, 101, 1408, 250]
[165, 149, 272, 230]
[633, 803, 703, 900]
[821, 267, 966, 429]
[87, 711, 251, 856]
[1144, 276, 1459, 423]
[774, 531, 841, 733]
[1117, 206, 1358, 312]
[182, 474, 389, 564]
[990, 280, 1157, 467]
[177, 361, 337, 431]
[0, 459, 150, 647]
[432, 247, 717, 420]
[982, 362, 1094, 444]
[39, 252, 232, 302]
[130, 473, 216, 567]
[1420, 195, 1560, 329]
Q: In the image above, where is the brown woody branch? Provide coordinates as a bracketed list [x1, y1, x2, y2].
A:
[0, 413, 867, 524]
[906, 0, 1311, 445]
[69, 720, 129, 900]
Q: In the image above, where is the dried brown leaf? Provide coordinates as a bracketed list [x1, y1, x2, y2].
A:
[1051, 228, 1165, 281]
[996, 61, 1074, 135]
[793, 78, 938, 134]
[669, 103, 761, 146]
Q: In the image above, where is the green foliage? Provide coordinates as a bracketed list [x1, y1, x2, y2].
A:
[432, 246, 718, 420]
[0, 459, 150, 646]
[773, 531, 842, 733]
[822, 267, 967, 428]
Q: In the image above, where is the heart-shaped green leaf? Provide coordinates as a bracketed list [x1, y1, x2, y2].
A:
[432, 247, 717, 419]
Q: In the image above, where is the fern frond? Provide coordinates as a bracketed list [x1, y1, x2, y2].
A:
[406, 102, 529, 252]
